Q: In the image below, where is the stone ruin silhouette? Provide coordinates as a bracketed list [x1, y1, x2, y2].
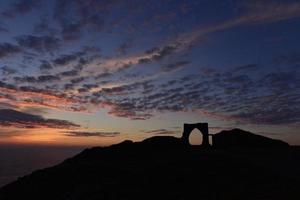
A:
[180, 122, 289, 148]
[181, 123, 210, 147]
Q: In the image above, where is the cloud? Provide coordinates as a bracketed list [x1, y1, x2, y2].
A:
[0, 43, 21, 58]
[239, 0, 300, 24]
[0, 128, 31, 137]
[273, 53, 300, 65]
[20, 107, 49, 115]
[79, 1, 300, 76]
[39, 60, 53, 70]
[232, 64, 258, 73]
[143, 129, 177, 135]
[1, 66, 17, 76]
[53, 0, 109, 41]
[104, 101, 153, 120]
[161, 61, 190, 72]
[59, 70, 79, 77]
[63, 131, 120, 137]
[116, 40, 133, 55]
[0, 81, 84, 112]
[0, 0, 299, 128]
[61, 22, 83, 41]
[87, 65, 300, 125]
[140, 45, 179, 63]
[14, 75, 60, 83]
[53, 52, 84, 66]
[0, 102, 17, 110]
[209, 126, 235, 131]
[0, 109, 80, 129]
[233, 107, 300, 125]
[1, 0, 41, 19]
[143, 1, 300, 62]
[15, 35, 61, 52]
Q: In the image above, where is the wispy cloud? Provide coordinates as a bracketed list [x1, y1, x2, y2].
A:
[15, 35, 61, 53]
[0, 43, 20, 58]
[63, 131, 120, 137]
[1, 0, 41, 19]
[143, 129, 177, 135]
[0, 109, 80, 129]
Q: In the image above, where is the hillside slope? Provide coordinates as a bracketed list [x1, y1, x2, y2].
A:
[0, 133, 299, 200]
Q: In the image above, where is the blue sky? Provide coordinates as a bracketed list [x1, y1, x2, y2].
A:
[0, 0, 299, 146]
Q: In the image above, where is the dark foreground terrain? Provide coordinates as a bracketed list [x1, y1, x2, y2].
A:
[1, 136, 300, 200]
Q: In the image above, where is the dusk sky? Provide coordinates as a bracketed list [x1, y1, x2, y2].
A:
[0, 0, 300, 146]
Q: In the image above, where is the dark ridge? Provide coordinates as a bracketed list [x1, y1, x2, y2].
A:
[212, 128, 289, 148]
[0, 129, 298, 200]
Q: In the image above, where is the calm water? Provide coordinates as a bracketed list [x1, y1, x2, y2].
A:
[0, 145, 85, 187]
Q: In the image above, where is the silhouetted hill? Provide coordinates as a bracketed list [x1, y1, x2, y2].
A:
[212, 128, 289, 148]
[0, 129, 299, 200]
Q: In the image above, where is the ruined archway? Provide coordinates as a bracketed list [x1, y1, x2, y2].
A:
[181, 123, 210, 147]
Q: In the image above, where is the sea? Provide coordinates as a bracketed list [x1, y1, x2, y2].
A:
[0, 145, 85, 187]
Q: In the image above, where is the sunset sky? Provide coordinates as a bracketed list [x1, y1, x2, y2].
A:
[0, 0, 300, 146]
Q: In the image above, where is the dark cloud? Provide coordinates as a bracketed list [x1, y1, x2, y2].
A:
[64, 83, 74, 91]
[208, 126, 229, 130]
[61, 22, 83, 41]
[37, 75, 60, 82]
[14, 76, 36, 83]
[1, 66, 17, 76]
[233, 107, 300, 125]
[145, 47, 160, 54]
[39, 60, 53, 70]
[59, 70, 79, 77]
[0, 109, 80, 129]
[70, 77, 85, 84]
[77, 88, 88, 93]
[116, 40, 133, 55]
[97, 99, 153, 120]
[0, 43, 21, 58]
[232, 64, 258, 72]
[144, 129, 177, 135]
[161, 61, 190, 72]
[2, 0, 41, 19]
[14, 75, 60, 83]
[83, 84, 98, 90]
[53, 0, 109, 41]
[101, 86, 125, 94]
[108, 108, 153, 120]
[15, 35, 61, 52]
[63, 131, 120, 137]
[53, 52, 82, 66]
[259, 71, 299, 92]
[97, 81, 153, 97]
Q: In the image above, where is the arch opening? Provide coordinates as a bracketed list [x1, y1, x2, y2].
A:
[188, 129, 202, 145]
